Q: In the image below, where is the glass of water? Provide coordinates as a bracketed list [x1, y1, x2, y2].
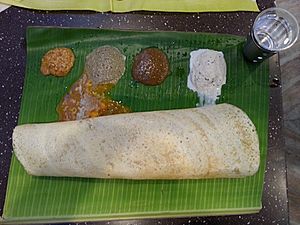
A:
[243, 7, 299, 63]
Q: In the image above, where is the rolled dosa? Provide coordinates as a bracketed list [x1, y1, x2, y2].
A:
[13, 103, 259, 179]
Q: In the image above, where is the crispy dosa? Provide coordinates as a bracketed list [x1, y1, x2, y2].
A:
[12, 104, 260, 179]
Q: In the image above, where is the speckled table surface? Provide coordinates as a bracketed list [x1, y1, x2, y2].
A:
[0, 1, 289, 224]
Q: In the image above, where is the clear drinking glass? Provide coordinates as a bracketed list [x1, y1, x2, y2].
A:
[243, 7, 299, 63]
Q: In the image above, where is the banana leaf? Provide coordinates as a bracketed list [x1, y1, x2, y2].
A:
[3, 27, 269, 223]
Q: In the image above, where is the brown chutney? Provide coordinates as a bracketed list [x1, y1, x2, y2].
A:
[132, 48, 170, 85]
